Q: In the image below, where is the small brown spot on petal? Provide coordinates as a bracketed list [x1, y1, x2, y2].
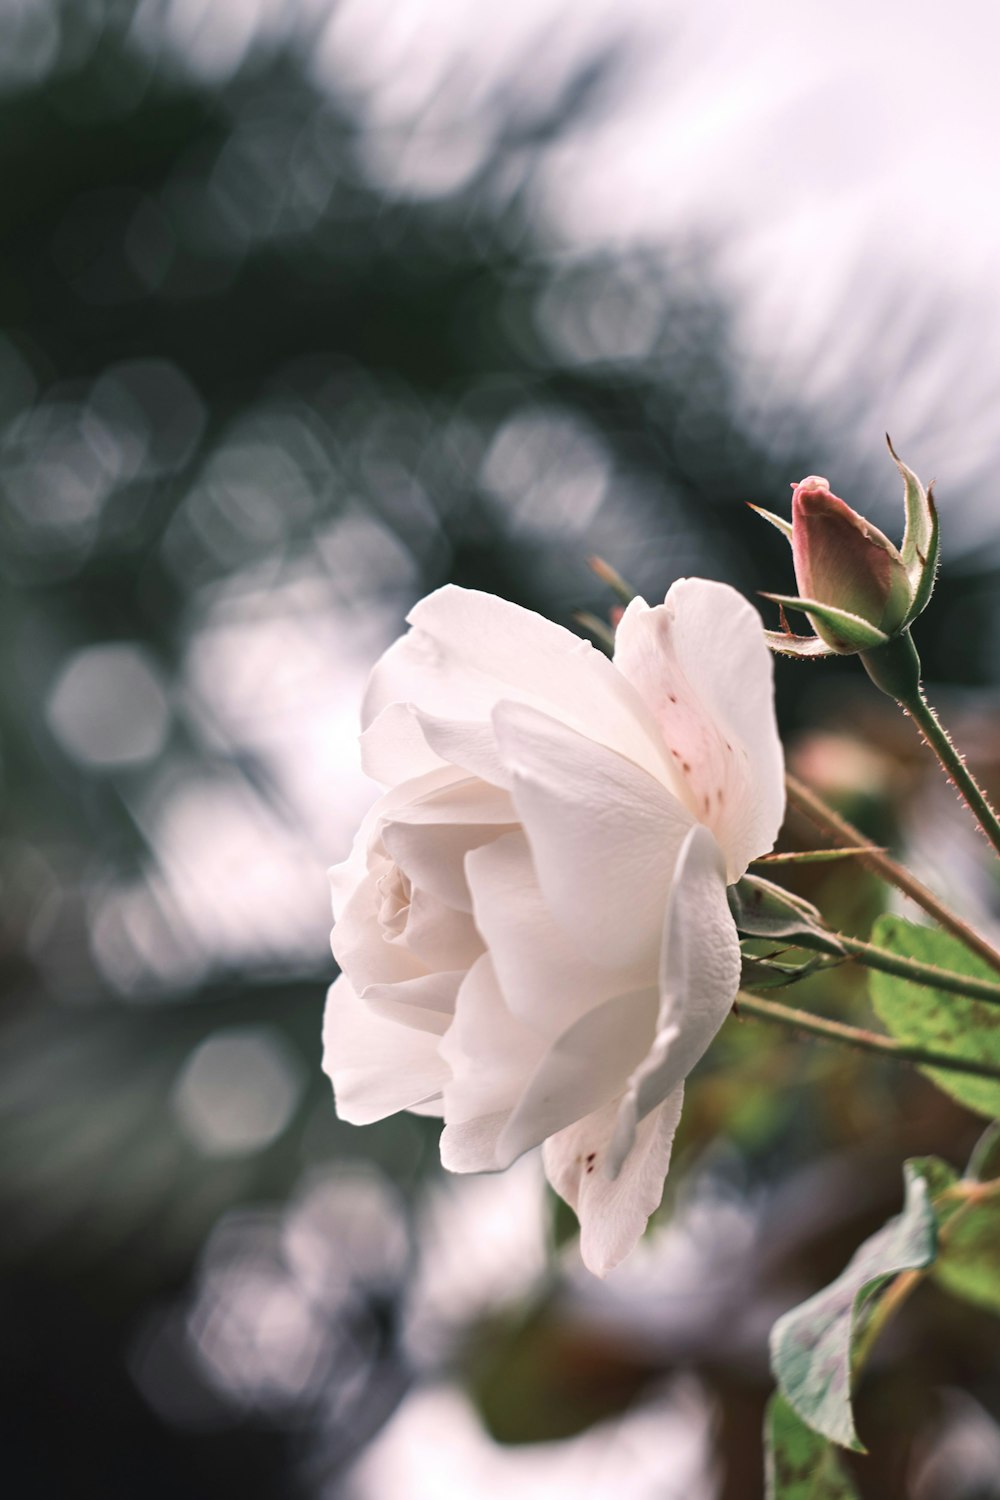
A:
[585, 1152, 596, 1164]
[668, 692, 677, 703]
[682, 760, 691, 773]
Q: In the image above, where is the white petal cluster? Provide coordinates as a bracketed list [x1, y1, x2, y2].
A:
[324, 580, 784, 1274]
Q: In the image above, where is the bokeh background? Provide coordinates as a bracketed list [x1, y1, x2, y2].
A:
[3, 2, 1000, 1496]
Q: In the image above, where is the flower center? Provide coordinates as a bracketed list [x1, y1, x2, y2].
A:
[376, 862, 412, 941]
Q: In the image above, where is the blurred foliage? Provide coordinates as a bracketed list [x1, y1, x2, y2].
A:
[3, 3, 1000, 1499]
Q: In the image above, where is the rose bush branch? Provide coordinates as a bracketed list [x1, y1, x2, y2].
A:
[745, 928, 1000, 1007]
[829, 931, 1000, 1006]
[735, 991, 1000, 1085]
[904, 684, 1000, 861]
[857, 627, 1000, 862]
[784, 772, 1000, 975]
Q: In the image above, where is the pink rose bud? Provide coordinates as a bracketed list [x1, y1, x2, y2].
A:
[791, 476, 912, 643]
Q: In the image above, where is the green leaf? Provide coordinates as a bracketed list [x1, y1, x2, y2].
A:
[869, 915, 1000, 1119]
[906, 1150, 1000, 1318]
[933, 1177, 1000, 1316]
[905, 1154, 958, 1202]
[769, 1159, 938, 1451]
[765, 1395, 861, 1499]
[760, 594, 891, 653]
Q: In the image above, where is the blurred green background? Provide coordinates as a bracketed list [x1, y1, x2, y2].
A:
[3, 3, 1000, 1497]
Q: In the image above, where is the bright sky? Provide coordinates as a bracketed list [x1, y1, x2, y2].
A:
[308, 0, 1000, 550]
[148, 0, 1000, 545]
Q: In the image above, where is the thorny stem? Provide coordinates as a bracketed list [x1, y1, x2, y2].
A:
[833, 932, 1000, 1007]
[734, 990, 1000, 1085]
[905, 689, 1000, 862]
[785, 773, 1000, 976]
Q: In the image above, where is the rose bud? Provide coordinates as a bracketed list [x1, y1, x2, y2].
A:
[752, 441, 939, 675]
[790, 476, 912, 647]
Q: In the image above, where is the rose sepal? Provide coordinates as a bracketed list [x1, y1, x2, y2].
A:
[890, 438, 940, 625]
[763, 629, 837, 660]
[728, 874, 845, 957]
[739, 951, 840, 989]
[759, 593, 892, 654]
[858, 629, 923, 702]
[747, 503, 793, 543]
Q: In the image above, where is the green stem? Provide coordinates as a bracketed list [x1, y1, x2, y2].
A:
[835, 932, 1000, 1007]
[785, 773, 1000, 976]
[861, 633, 1000, 861]
[905, 689, 1000, 861]
[735, 991, 1000, 1084]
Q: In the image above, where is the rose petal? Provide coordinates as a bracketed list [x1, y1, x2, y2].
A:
[439, 940, 657, 1174]
[361, 584, 672, 789]
[440, 954, 545, 1134]
[399, 886, 484, 972]
[362, 969, 464, 1033]
[382, 817, 505, 915]
[613, 579, 784, 878]
[362, 703, 510, 788]
[386, 776, 515, 828]
[332, 863, 425, 991]
[493, 700, 694, 968]
[543, 1086, 685, 1276]
[358, 701, 447, 785]
[465, 830, 649, 1032]
[439, 1111, 509, 1172]
[495, 985, 657, 1168]
[609, 823, 740, 1173]
[323, 974, 450, 1125]
[328, 766, 468, 921]
[378, 777, 517, 914]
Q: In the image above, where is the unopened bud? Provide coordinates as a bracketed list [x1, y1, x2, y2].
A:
[791, 476, 912, 646]
[754, 444, 939, 669]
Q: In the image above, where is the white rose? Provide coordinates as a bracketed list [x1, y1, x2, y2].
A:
[324, 580, 784, 1274]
